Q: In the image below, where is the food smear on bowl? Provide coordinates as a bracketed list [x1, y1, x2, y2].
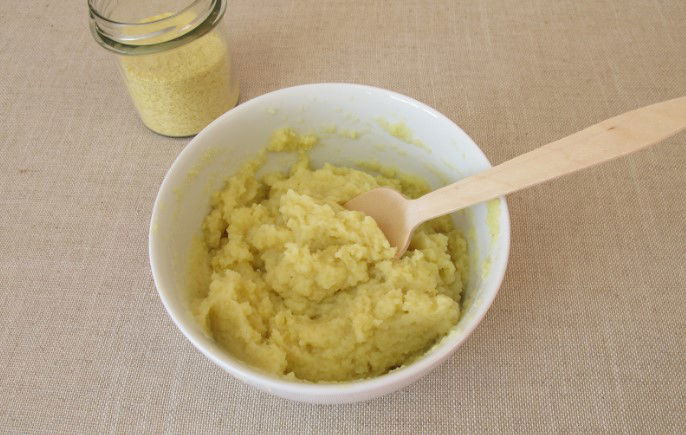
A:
[376, 118, 431, 152]
[189, 128, 469, 382]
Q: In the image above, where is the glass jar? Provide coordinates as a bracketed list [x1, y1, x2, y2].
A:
[89, 0, 239, 137]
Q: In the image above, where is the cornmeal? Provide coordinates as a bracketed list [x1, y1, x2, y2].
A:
[190, 128, 468, 382]
[120, 14, 238, 137]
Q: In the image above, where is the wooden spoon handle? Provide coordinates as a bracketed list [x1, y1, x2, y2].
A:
[410, 96, 686, 223]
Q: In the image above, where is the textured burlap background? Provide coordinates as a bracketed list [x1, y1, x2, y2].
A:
[1, 0, 684, 433]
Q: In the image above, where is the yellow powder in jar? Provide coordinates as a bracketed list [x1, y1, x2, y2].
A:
[120, 28, 238, 137]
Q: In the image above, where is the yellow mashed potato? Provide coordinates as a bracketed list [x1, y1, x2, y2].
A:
[190, 128, 468, 382]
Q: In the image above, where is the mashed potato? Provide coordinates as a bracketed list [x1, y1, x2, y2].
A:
[190, 128, 468, 382]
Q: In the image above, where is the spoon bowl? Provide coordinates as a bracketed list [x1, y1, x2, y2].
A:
[345, 187, 416, 258]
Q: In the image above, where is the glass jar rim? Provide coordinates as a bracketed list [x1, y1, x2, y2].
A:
[89, 0, 225, 55]
[87, 0, 204, 26]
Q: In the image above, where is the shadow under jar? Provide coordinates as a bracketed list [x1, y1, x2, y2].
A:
[89, 0, 239, 137]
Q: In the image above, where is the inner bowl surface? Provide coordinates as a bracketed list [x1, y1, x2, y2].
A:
[149, 83, 510, 403]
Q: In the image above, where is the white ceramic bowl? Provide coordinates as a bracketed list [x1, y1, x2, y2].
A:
[149, 83, 510, 404]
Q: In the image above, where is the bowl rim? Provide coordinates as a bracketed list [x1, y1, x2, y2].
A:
[148, 82, 511, 399]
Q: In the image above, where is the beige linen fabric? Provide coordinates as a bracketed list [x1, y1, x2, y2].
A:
[1, 0, 685, 432]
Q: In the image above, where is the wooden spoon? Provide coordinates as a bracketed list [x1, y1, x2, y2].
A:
[345, 96, 686, 258]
